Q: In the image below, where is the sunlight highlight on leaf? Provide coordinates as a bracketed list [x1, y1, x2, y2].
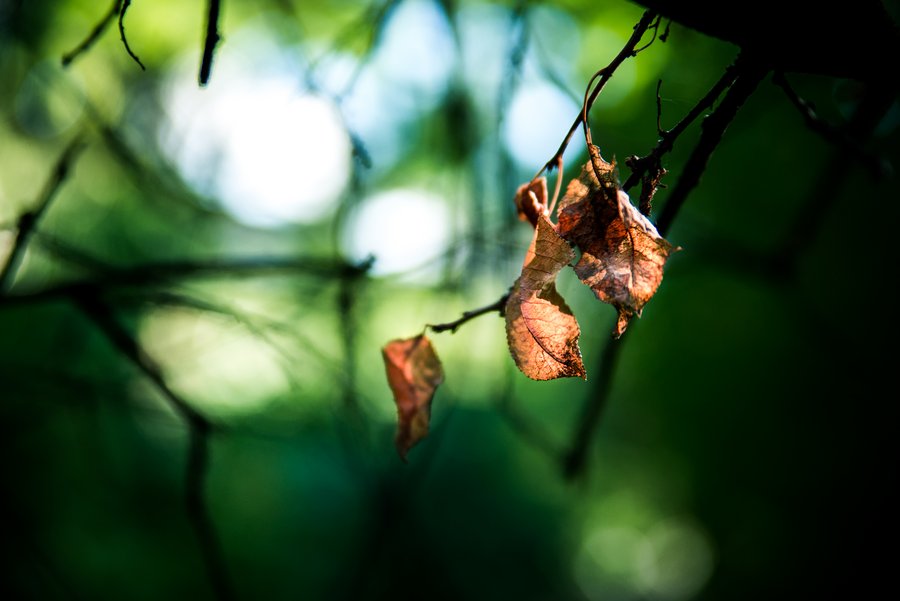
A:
[506, 214, 585, 380]
[558, 146, 677, 337]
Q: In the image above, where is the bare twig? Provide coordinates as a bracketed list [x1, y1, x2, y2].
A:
[0, 138, 86, 294]
[199, 0, 222, 85]
[659, 19, 671, 42]
[657, 59, 768, 235]
[118, 0, 146, 70]
[427, 292, 510, 334]
[655, 79, 664, 136]
[536, 11, 657, 179]
[773, 72, 890, 179]
[61, 0, 122, 66]
[633, 14, 663, 54]
[73, 293, 235, 601]
[623, 58, 742, 198]
[498, 391, 564, 459]
[338, 274, 362, 410]
[770, 84, 897, 280]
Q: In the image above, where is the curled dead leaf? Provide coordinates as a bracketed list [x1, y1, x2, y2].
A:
[506, 214, 586, 380]
[382, 335, 444, 460]
[513, 177, 548, 228]
[558, 146, 677, 338]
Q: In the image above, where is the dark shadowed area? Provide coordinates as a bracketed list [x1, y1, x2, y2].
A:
[1, 1, 898, 599]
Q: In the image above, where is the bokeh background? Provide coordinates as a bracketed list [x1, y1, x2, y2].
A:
[2, 1, 898, 599]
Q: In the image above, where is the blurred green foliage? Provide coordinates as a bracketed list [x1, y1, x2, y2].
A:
[1, 1, 898, 600]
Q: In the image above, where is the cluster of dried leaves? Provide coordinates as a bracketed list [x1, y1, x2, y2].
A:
[382, 146, 677, 458]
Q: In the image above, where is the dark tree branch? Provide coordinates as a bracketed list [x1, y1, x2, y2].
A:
[623, 57, 742, 201]
[185, 424, 235, 601]
[773, 72, 891, 179]
[74, 293, 206, 426]
[537, 10, 658, 178]
[0, 138, 85, 294]
[633, 14, 664, 54]
[659, 19, 671, 42]
[338, 274, 362, 410]
[427, 292, 510, 334]
[770, 84, 897, 281]
[655, 79, 664, 136]
[657, 59, 768, 236]
[498, 391, 564, 459]
[61, 0, 122, 66]
[302, 0, 399, 100]
[199, 0, 222, 86]
[118, 0, 146, 71]
[73, 293, 235, 601]
[562, 58, 768, 479]
[0, 255, 374, 307]
[562, 326, 629, 479]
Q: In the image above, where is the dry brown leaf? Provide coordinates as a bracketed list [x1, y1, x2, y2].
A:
[558, 145, 677, 338]
[513, 177, 548, 228]
[506, 214, 586, 380]
[382, 335, 444, 460]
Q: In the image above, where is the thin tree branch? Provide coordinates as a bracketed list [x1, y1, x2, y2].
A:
[61, 0, 122, 66]
[633, 14, 663, 54]
[74, 293, 206, 425]
[498, 392, 565, 459]
[0, 138, 85, 294]
[304, 0, 399, 98]
[118, 0, 146, 71]
[536, 11, 657, 179]
[185, 424, 235, 601]
[655, 78, 664, 136]
[562, 59, 768, 480]
[199, 0, 222, 86]
[73, 293, 235, 601]
[659, 19, 671, 42]
[0, 255, 374, 306]
[623, 58, 741, 196]
[769, 84, 897, 280]
[657, 59, 768, 236]
[773, 72, 890, 179]
[338, 274, 362, 410]
[562, 325, 629, 479]
[427, 292, 510, 334]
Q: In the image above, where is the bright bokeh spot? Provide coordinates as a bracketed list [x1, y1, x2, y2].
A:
[575, 517, 715, 600]
[160, 39, 352, 227]
[642, 518, 715, 600]
[325, 0, 456, 170]
[138, 307, 290, 416]
[457, 3, 511, 110]
[375, 0, 456, 100]
[343, 188, 453, 278]
[502, 80, 581, 169]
